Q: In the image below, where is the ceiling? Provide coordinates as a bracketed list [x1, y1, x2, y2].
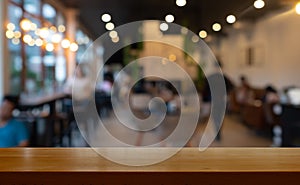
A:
[56, 0, 297, 64]
[57, 0, 295, 39]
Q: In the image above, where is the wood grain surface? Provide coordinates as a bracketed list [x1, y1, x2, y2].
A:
[0, 147, 300, 184]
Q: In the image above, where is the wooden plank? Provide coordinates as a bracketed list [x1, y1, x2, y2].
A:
[0, 148, 300, 184]
[0, 148, 300, 172]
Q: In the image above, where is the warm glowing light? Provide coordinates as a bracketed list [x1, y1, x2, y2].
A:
[58, 25, 66, 32]
[169, 54, 177, 62]
[101, 13, 111, 22]
[12, 38, 20, 45]
[165, 14, 175, 23]
[34, 29, 40, 36]
[160, 23, 169, 31]
[50, 26, 57, 32]
[192, 35, 199, 43]
[35, 38, 43, 47]
[181, 27, 188, 34]
[112, 36, 119, 43]
[109, 30, 118, 38]
[6, 30, 14, 39]
[176, 0, 187, 7]
[39, 27, 49, 39]
[212, 23, 222, 32]
[23, 34, 32, 43]
[46, 43, 54, 52]
[20, 19, 32, 31]
[61, 39, 70, 48]
[30, 23, 37, 30]
[199, 30, 207, 39]
[14, 31, 21, 39]
[105, 22, 115, 30]
[28, 39, 35, 46]
[226, 15, 236, 24]
[254, 0, 265, 9]
[7, 23, 16, 31]
[296, 2, 300, 15]
[70, 43, 79, 52]
[51, 33, 62, 43]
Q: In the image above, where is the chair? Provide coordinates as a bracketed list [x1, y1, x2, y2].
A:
[280, 104, 300, 146]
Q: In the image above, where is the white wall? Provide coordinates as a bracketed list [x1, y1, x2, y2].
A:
[218, 10, 300, 90]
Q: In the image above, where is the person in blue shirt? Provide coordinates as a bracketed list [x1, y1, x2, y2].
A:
[0, 95, 28, 147]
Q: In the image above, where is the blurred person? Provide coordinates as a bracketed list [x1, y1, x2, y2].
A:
[63, 66, 94, 146]
[202, 61, 235, 103]
[236, 75, 253, 104]
[262, 85, 280, 104]
[115, 70, 132, 102]
[64, 65, 93, 102]
[95, 72, 115, 117]
[201, 60, 230, 141]
[63, 65, 93, 127]
[159, 82, 179, 113]
[144, 81, 159, 96]
[96, 72, 114, 95]
[0, 95, 29, 147]
[262, 85, 280, 126]
[279, 86, 295, 104]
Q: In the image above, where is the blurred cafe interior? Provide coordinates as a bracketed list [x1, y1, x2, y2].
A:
[1, 0, 300, 148]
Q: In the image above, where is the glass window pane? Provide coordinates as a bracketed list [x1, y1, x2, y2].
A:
[7, 4, 23, 94]
[55, 55, 66, 83]
[43, 4, 56, 23]
[8, 4, 22, 24]
[9, 44, 22, 94]
[8, 1, 65, 93]
[25, 44, 42, 93]
[24, 0, 41, 15]
[76, 30, 92, 62]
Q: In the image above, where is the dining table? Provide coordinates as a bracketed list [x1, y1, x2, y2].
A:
[0, 147, 300, 184]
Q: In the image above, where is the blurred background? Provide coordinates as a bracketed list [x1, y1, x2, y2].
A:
[1, 0, 300, 148]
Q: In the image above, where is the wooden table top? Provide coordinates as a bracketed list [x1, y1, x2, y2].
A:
[1, 147, 300, 172]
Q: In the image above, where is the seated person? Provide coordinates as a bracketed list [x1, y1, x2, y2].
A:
[0, 95, 29, 147]
[158, 82, 179, 113]
[262, 85, 280, 104]
[236, 75, 253, 104]
[261, 86, 280, 125]
[144, 81, 158, 97]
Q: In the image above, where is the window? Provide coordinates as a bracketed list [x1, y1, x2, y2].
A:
[7, 0, 68, 94]
[76, 29, 92, 63]
[8, 4, 22, 93]
[43, 3, 56, 22]
[24, 0, 40, 15]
